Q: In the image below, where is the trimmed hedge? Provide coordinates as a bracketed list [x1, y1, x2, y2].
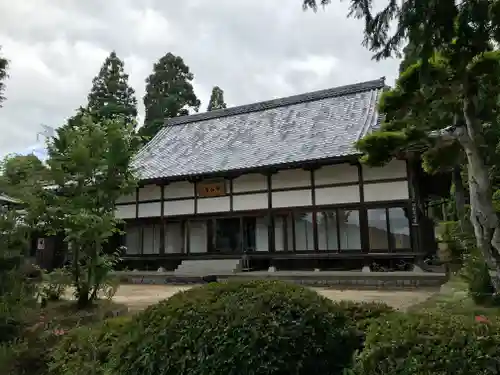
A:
[352, 312, 500, 375]
[329, 301, 395, 330]
[49, 315, 132, 375]
[108, 280, 360, 375]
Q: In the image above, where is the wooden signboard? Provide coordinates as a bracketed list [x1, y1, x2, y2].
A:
[197, 180, 226, 197]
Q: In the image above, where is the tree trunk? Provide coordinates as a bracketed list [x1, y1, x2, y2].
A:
[452, 165, 467, 229]
[460, 101, 500, 293]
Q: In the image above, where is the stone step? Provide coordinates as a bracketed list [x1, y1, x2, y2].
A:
[174, 259, 242, 276]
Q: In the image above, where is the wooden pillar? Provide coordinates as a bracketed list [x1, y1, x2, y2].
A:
[406, 155, 422, 255]
[266, 172, 275, 253]
[310, 168, 319, 252]
[159, 184, 165, 255]
[357, 162, 369, 254]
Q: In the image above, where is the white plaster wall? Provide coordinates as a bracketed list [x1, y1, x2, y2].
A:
[232, 173, 267, 193]
[364, 180, 409, 202]
[116, 192, 135, 204]
[272, 190, 312, 208]
[197, 196, 231, 213]
[165, 222, 183, 254]
[189, 221, 207, 253]
[138, 185, 162, 201]
[115, 204, 136, 219]
[315, 185, 360, 205]
[363, 159, 407, 181]
[272, 169, 310, 189]
[314, 164, 359, 186]
[164, 181, 194, 199]
[256, 217, 269, 252]
[138, 202, 161, 218]
[233, 193, 268, 211]
[164, 199, 195, 216]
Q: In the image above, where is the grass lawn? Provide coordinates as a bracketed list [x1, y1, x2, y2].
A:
[23, 299, 129, 333]
[407, 278, 500, 318]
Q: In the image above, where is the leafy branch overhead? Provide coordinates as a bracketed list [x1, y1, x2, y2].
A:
[303, 0, 500, 292]
[0, 47, 8, 106]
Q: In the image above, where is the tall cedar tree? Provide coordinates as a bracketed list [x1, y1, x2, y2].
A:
[140, 53, 200, 141]
[207, 86, 227, 111]
[0, 47, 8, 106]
[87, 51, 138, 127]
[303, 0, 500, 291]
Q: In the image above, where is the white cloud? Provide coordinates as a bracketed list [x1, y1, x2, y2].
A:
[0, 0, 400, 157]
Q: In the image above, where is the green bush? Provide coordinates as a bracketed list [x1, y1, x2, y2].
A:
[461, 252, 500, 306]
[0, 334, 59, 375]
[108, 280, 360, 375]
[351, 312, 500, 375]
[49, 315, 132, 375]
[0, 267, 37, 344]
[38, 267, 71, 302]
[330, 301, 395, 330]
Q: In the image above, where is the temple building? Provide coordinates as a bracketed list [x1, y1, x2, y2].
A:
[115, 78, 440, 274]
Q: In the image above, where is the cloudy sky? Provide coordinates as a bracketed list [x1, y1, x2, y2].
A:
[0, 0, 400, 158]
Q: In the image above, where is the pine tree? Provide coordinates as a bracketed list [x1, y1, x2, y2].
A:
[0, 47, 8, 107]
[139, 53, 200, 141]
[303, 0, 500, 291]
[207, 86, 227, 111]
[87, 51, 137, 127]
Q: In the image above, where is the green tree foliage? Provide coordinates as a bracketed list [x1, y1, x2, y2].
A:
[0, 154, 47, 192]
[303, 0, 500, 292]
[87, 51, 138, 128]
[45, 114, 137, 308]
[206, 85, 227, 111]
[0, 197, 34, 345]
[139, 52, 200, 141]
[0, 47, 7, 106]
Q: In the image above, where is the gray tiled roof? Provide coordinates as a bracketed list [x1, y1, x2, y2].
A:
[133, 78, 385, 181]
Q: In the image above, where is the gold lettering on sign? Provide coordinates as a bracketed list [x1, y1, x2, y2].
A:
[197, 180, 226, 197]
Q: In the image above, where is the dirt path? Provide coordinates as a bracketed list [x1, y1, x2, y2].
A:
[113, 284, 435, 312]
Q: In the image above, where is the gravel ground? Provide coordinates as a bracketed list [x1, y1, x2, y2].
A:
[112, 284, 435, 312]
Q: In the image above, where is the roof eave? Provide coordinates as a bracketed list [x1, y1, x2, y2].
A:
[136, 154, 362, 186]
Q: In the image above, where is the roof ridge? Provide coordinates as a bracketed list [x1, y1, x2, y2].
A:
[164, 77, 386, 127]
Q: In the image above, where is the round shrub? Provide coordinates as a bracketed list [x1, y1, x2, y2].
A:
[49, 315, 132, 375]
[108, 280, 360, 375]
[352, 312, 500, 375]
[329, 301, 395, 330]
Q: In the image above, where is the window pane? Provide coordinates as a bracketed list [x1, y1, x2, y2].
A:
[242, 217, 256, 252]
[215, 218, 241, 252]
[165, 222, 182, 254]
[317, 211, 339, 251]
[274, 214, 294, 252]
[294, 212, 314, 251]
[125, 225, 140, 254]
[274, 215, 285, 252]
[256, 216, 269, 252]
[388, 207, 411, 249]
[143, 224, 160, 254]
[338, 210, 361, 250]
[368, 209, 388, 250]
